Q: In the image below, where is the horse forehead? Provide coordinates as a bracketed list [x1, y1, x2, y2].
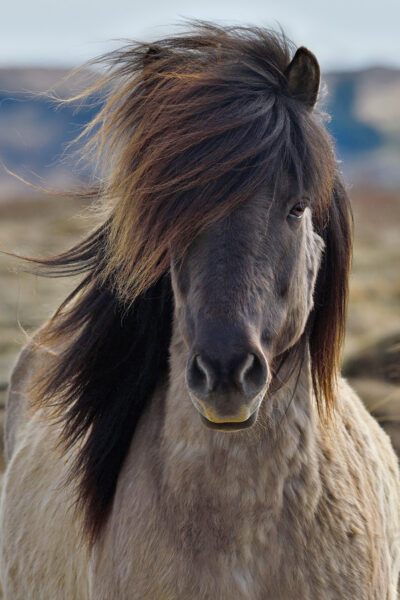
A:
[199, 195, 273, 238]
[196, 196, 292, 260]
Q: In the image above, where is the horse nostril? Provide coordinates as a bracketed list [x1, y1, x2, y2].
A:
[187, 350, 267, 400]
[236, 352, 268, 396]
[187, 354, 214, 396]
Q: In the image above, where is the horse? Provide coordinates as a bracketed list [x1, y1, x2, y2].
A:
[1, 22, 399, 599]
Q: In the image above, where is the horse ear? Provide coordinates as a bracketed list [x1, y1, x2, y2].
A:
[284, 47, 320, 109]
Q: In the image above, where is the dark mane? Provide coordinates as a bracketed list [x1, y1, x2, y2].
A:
[24, 22, 351, 542]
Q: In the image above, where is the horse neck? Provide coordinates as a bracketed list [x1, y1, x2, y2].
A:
[160, 323, 323, 518]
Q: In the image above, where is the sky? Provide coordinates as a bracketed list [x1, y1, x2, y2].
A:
[2, 0, 400, 71]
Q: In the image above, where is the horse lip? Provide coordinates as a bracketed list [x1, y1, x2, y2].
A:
[199, 410, 258, 432]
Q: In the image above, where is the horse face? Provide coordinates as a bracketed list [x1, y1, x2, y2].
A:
[170, 184, 324, 431]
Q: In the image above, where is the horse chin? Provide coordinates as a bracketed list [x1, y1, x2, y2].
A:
[199, 410, 258, 432]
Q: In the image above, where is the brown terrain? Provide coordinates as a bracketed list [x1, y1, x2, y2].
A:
[0, 186, 399, 467]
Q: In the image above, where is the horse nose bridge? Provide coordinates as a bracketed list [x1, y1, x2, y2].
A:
[193, 313, 258, 350]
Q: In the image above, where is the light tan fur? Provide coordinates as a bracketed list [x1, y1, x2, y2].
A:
[1, 24, 399, 599]
[1, 325, 400, 599]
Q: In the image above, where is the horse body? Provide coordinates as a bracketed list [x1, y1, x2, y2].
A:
[1, 23, 400, 599]
[2, 330, 399, 599]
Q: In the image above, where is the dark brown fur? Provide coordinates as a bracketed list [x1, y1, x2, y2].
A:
[20, 22, 352, 541]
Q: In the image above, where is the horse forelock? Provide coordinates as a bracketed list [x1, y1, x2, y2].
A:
[72, 22, 336, 304]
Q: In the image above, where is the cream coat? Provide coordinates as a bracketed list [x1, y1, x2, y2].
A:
[1, 328, 400, 599]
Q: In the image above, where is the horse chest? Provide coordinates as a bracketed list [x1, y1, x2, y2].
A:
[91, 462, 394, 600]
[92, 464, 316, 599]
[94, 509, 284, 599]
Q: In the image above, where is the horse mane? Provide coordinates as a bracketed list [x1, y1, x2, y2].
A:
[23, 21, 351, 542]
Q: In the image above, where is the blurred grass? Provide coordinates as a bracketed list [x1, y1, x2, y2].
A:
[345, 187, 400, 356]
[0, 187, 399, 445]
[0, 195, 94, 408]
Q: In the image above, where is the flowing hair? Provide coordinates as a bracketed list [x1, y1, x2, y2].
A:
[19, 22, 352, 542]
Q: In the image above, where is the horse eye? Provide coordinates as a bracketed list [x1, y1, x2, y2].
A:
[288, 202, 306, 219]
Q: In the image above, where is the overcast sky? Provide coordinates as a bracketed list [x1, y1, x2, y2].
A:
[2, 0, 400, 71]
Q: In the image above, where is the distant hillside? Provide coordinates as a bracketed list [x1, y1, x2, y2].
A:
[0, 68, 98, 197]
[323, 68, 400, 186]
[1, 65, 400, 198]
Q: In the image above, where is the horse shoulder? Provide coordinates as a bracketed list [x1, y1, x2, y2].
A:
[0, 338, 90, 599]
[338, 377, 400, 493]
[4, 340, 41, 463]
[335, 377, 400, 593]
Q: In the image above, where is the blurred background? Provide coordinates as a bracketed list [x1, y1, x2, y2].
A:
[0, 0, 399, 463]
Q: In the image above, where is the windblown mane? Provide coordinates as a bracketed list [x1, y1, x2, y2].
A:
[24, 22, 352, 542]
